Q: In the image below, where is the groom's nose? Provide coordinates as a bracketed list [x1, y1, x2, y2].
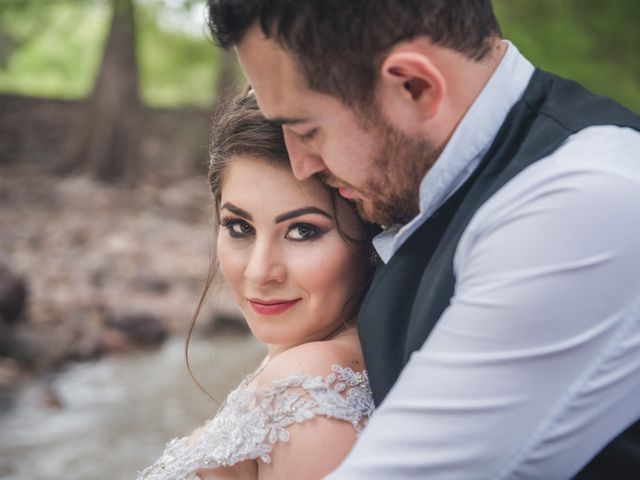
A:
[283, 128, 326, 180]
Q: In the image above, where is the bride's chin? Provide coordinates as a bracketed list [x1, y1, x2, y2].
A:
[246, 323, 295, 346]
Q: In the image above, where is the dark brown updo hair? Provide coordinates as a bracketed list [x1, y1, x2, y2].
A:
[208, 92, 289, 220]
[186, 91, 377, 402]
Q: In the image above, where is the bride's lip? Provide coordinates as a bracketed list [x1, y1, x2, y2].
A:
[248, 298, 301, 315]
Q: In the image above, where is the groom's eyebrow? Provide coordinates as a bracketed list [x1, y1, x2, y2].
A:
[275, 207, 332, 224]
[270, 117, 309, 127]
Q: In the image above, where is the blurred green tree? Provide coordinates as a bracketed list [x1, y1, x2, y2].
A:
[0, 0, 636, 133]
[0, 0, 238, 107]
[1, 1, 635, 110]
[0, 0, 242, 182]
[58, 0, 141, 183]
[0, 0, 110, 100]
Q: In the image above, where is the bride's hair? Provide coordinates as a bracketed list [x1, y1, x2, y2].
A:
[186, 92, 377, 402]
[208, 92, 289, 222]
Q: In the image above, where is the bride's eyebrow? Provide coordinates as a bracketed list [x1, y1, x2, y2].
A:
[220, 202, 253, 220]
[275, 207, 332, 224]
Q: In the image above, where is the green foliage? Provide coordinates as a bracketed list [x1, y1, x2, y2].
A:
[0, 1, 109, 99]
[0, 0, 637, 111]
[136, 2, 219, 108]
[494, 0, 640, 112]
[0, 0, 219, 107]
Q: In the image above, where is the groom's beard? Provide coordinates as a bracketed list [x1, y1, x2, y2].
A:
[325, 119, 441, 228]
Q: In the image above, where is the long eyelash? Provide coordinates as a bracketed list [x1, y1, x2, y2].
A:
[219, 216, 254, 238]
[287, 223, 326, 241]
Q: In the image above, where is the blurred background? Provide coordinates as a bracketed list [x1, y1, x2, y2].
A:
[0, 0, 637, 478]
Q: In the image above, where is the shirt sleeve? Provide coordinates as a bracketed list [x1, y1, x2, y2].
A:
[325, 127, 640, 480]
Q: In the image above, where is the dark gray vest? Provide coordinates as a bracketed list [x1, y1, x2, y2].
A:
[358, 69, 640, 478]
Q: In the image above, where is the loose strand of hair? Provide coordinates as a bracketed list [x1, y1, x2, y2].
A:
[185, 230, 223, 406]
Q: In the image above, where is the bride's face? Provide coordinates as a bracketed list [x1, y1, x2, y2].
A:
[217, 155, 367, 349]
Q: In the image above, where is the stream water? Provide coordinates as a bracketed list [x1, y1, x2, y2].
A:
[0, 334, 266, 480]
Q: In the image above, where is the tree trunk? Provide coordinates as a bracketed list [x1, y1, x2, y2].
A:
[59, 0, 141, 184]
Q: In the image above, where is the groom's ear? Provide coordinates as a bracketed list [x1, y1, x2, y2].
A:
[378, 51, 446, 128]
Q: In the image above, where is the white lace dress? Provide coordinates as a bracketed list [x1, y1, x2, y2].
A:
[137, 364, 374, 480]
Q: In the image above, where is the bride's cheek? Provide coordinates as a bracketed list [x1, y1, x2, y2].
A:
[218, 248, 243, 288]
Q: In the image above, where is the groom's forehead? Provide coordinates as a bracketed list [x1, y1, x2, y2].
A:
[237, 28, 306, 108]
[237, 30, 342, 123]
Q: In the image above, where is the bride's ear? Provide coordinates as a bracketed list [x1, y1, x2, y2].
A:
[377, 51, 446, 126]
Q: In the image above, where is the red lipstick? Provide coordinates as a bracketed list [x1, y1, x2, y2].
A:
[248, 298, 301, 315]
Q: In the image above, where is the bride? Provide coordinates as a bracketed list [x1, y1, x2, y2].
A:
[138, 93, 376, 480]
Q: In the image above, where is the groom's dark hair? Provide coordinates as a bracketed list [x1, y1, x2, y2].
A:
[207, 0, 502, 108]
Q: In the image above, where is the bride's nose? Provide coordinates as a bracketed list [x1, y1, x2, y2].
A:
[244, 239, 286, 285]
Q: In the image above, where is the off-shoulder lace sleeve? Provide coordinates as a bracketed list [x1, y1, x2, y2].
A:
[137, 365, 374, 480]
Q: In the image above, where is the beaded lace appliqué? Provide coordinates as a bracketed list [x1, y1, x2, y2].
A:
[137, 365, 374, 480]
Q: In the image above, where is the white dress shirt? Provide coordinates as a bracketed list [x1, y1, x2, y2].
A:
[327, 43, 640, 479]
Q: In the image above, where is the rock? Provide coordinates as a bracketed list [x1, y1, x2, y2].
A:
[201, 311, 250, 337]
[0, 357, 26, 390]
[8, 323, 72, 371]
[0, 314, 8, 354]
[99, 328, 130, 353]
[106, 312, 168, 348]
[3, 305, 105, 370]
[131, 275, 171, 295]
[156, 177, 210, 223]
[0, 356, 28, 411]
[89, 268, 107, 288]
[0, 166, 227, 375]
[0, 262, 27, 324]
[35, 383, 63, 410]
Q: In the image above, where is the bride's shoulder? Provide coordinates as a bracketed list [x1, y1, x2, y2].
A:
[257, 332, 365, 387]
[251, 333, 372, 479]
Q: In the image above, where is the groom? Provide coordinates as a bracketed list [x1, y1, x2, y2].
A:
[206, 1, 640, 478]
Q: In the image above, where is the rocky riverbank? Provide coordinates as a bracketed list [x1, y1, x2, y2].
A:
[0, 166, 247, 398]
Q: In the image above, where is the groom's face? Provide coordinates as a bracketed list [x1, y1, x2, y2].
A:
[237, 24, 433, 226]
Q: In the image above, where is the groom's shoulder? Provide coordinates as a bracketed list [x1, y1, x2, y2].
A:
[528, 70, 640, 132]
[533, 125, 640, 180]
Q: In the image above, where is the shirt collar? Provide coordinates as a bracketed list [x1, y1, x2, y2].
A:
[373, 41, 535, 263]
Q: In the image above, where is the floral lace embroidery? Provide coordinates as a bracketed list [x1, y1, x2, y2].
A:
[137, 364, 374, 480]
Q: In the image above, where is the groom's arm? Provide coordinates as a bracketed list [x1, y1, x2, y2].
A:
[326, 126, 640, 479]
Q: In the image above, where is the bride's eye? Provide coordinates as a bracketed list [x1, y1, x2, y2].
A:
[220, 217, 254, 238]
[285, 223, 325, 241]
